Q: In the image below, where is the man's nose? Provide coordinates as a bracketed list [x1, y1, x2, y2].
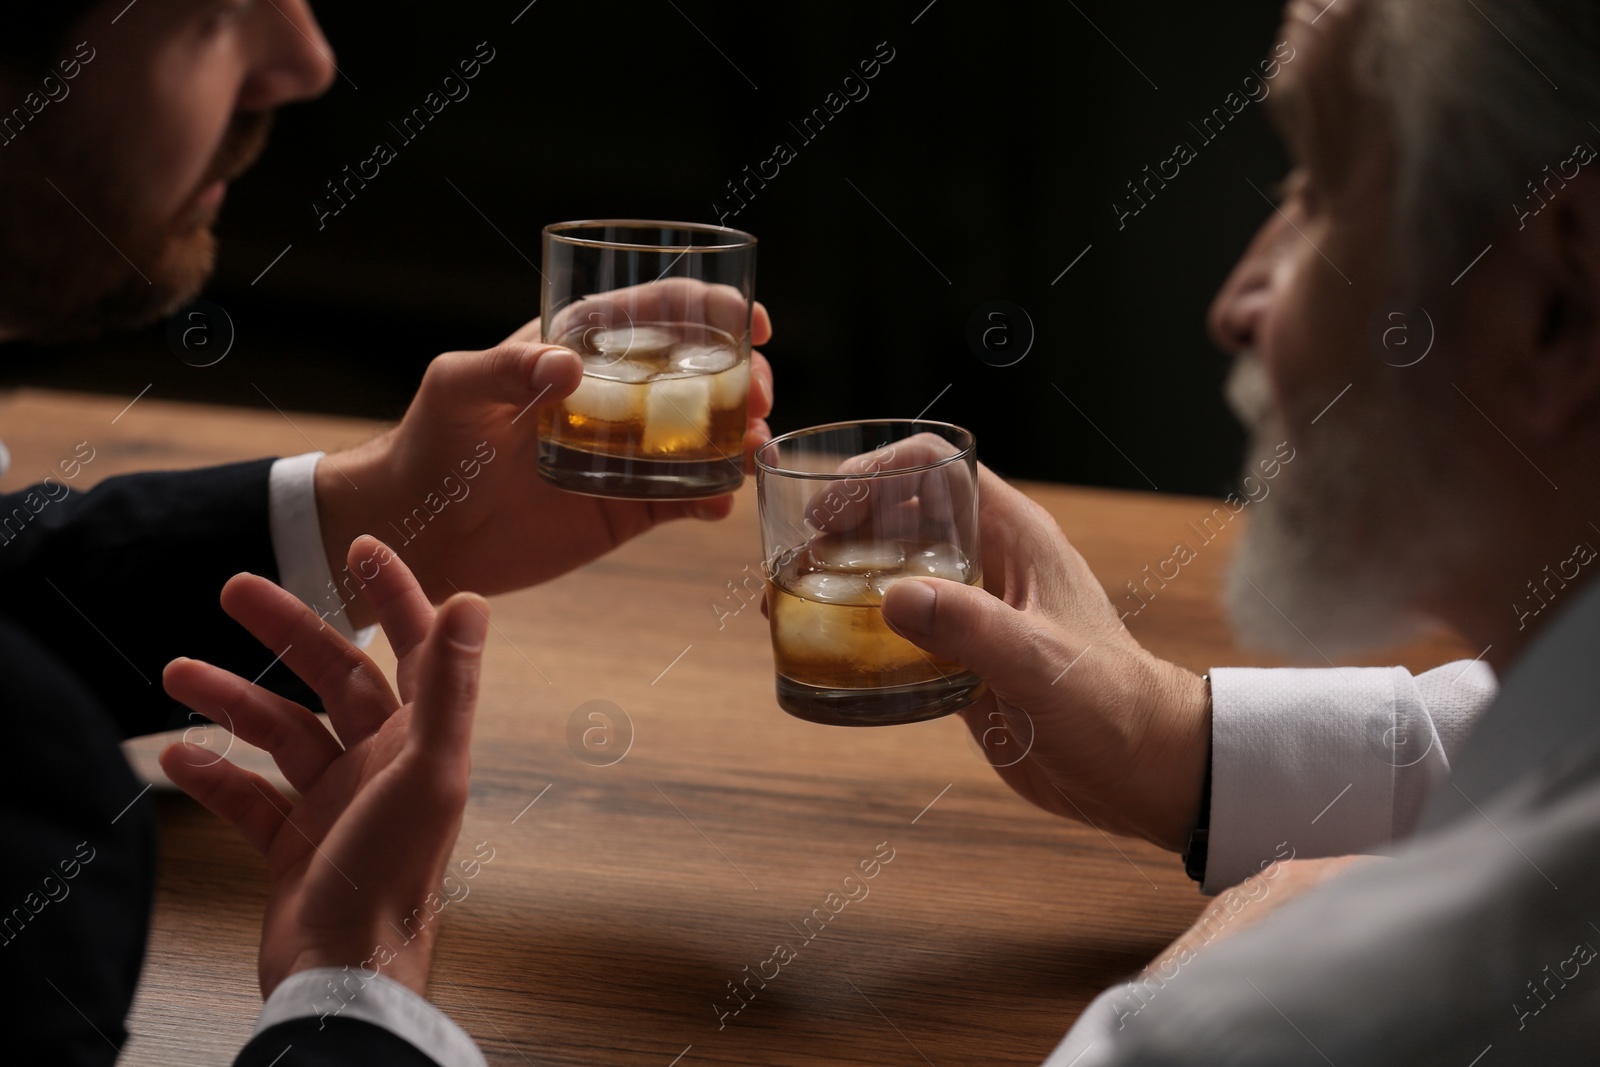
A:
[237, 0, 337, 111]
[1208, 212, 1286, 355]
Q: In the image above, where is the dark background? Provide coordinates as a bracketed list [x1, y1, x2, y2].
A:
[3, 0, 1290, 497]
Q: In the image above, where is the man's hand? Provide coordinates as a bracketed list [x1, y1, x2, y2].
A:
[160, 535, 485, 998]
[879, 466, 1211, 851]
[316, 284, 775, 627]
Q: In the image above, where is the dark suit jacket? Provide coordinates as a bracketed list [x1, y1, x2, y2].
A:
[0, 460, 437, 1066]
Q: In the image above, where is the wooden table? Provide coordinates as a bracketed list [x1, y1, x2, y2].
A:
[0, 389, 1471, 1066]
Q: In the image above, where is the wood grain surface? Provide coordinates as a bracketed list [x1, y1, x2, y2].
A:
[0, 388, 1472, 1066]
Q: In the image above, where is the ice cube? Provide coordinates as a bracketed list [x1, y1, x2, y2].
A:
[902, 542, 968, 581]
[669, 342, 738, 376]
[708, 359, 751, 410]
[583, 355, 655, 384]
[808, 537, 905, 574]
[788, 570, 874, 606]
[592, 325, 679, 363]
[563, 373, 646, 425]
[773, 593, 857, 660]
[642, 375, 713, 454]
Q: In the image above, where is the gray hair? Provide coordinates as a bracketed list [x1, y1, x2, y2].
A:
[1360, 0, 1600, 300]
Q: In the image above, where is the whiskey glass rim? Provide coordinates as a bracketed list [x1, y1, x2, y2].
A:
[755, 419, 976, 481]
[544, 219, 757, 253]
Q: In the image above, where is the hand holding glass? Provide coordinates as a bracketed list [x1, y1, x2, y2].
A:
[756, 420, 986, 726]
[536, 220, 757, 500]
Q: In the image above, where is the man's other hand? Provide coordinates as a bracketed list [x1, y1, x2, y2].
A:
[160, 535, 485, 999]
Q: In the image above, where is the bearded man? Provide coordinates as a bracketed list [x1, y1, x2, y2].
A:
[0, 4, 771, 1065]
[880, 0, 1600, 1061]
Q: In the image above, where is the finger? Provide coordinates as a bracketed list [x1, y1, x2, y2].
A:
[627, 493, 735, 527]
[798, 432, 963, 535]
[346, 536, 435, 701]
[881, 578, 1072, 705]
[687, 494, 735, 522]
[163, 656, 343, 795]
[703, 281, 758, 342]
[748, 350, 774, 418]
[219, 572, 400, 748]
[407, 593, 489, 769]
[751, 301, 773, 346]
[418, 342, 583, 412]
[741, 416, 772, 475]
[549, 279, 757, 347]
[159, 743, 293, 857]
[621, 277, 753, 341]
[837, 432, 960, 476]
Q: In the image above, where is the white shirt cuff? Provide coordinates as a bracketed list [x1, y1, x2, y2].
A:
[255, 968, 486, 1067]
[1203, 662, 1496, 893]
[1204, 666, 1421, 892]
[268, 453, 378, 649]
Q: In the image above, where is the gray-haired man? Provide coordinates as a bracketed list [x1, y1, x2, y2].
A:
[880, 0, 1600, 1060]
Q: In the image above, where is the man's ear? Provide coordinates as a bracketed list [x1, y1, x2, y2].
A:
[1512, 169, 1600, 441]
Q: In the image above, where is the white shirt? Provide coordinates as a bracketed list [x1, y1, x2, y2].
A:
[253, 968, 486, 1066]
[1046, 580, 1600, 1065]
[267, 453, 377, 647]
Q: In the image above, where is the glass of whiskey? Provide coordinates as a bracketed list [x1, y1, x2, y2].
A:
[755, 420, 986, 726]
[536, 220, 757, 499]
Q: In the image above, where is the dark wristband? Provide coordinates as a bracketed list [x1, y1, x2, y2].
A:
[1183, 673, 1213, 885]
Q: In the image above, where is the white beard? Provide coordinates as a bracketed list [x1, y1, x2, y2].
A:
[1220, 354, 1434, 658]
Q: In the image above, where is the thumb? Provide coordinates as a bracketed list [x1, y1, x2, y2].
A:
[421, 342, 582, 411]
[409, 592, 489, 768]
[881, 578, 1065, 701]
